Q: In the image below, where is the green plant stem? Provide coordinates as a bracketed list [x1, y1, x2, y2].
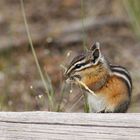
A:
[20, 0, 54, 110]
[80, 0, 88, 51]
[123, 0, 140, 38]
[56, 82, 66, 112]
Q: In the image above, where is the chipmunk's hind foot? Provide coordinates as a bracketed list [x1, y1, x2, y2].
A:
[114, 100, 130, 113]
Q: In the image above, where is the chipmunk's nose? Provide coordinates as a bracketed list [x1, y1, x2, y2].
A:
[63, 72, 72, 84]
[64, 74, 68, 80]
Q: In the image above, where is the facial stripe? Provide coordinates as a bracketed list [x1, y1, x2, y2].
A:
[73, 59, 86, 67]
[68, 53, 86, 68]
[75, 63, 93, 72]
[66, 53, 101, 75]
[68, 60, 92, 74]
[66, 59, 86, 75]
[72, 56, 100, 72]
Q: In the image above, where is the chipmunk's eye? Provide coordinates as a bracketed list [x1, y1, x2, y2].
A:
[75, 64, 82, 69]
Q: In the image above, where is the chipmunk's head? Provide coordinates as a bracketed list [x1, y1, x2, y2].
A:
[64, 42, 110, 88]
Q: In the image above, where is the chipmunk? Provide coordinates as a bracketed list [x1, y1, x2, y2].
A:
[64, 42, 132, 113]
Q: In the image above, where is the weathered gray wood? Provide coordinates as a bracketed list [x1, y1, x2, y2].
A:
[0, 112, 140, 140]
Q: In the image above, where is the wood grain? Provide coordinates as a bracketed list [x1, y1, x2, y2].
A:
[0, 112, 140, 140]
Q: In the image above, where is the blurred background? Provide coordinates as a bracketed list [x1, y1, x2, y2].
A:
[0, 0, 140, 112]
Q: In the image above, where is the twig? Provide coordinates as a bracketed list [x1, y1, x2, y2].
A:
[75, 78, 97, 97]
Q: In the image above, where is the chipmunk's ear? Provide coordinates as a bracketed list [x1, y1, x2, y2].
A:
[91, 42, 101, 64]
[90, 42, 100, 51]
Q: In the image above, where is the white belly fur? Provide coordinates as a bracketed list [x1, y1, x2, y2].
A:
[87, 92, 106, 113]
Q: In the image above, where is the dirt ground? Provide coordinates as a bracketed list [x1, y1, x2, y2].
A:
[0, 0, 140, 112]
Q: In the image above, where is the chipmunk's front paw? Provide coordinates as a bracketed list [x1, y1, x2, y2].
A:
[97, 109, 105, 113]
[97, 108, 113, 113]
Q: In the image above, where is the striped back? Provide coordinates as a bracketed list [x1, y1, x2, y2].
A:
[110, 65, 132, 96]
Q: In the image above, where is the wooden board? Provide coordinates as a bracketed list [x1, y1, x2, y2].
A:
[0, 112, 140, 139]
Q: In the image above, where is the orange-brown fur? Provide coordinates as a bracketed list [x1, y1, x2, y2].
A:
[78, 64, 109, 88]
[97, 75, 129, 110]
[79, 65, 129, 112]
[65, 42, 131, 112]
